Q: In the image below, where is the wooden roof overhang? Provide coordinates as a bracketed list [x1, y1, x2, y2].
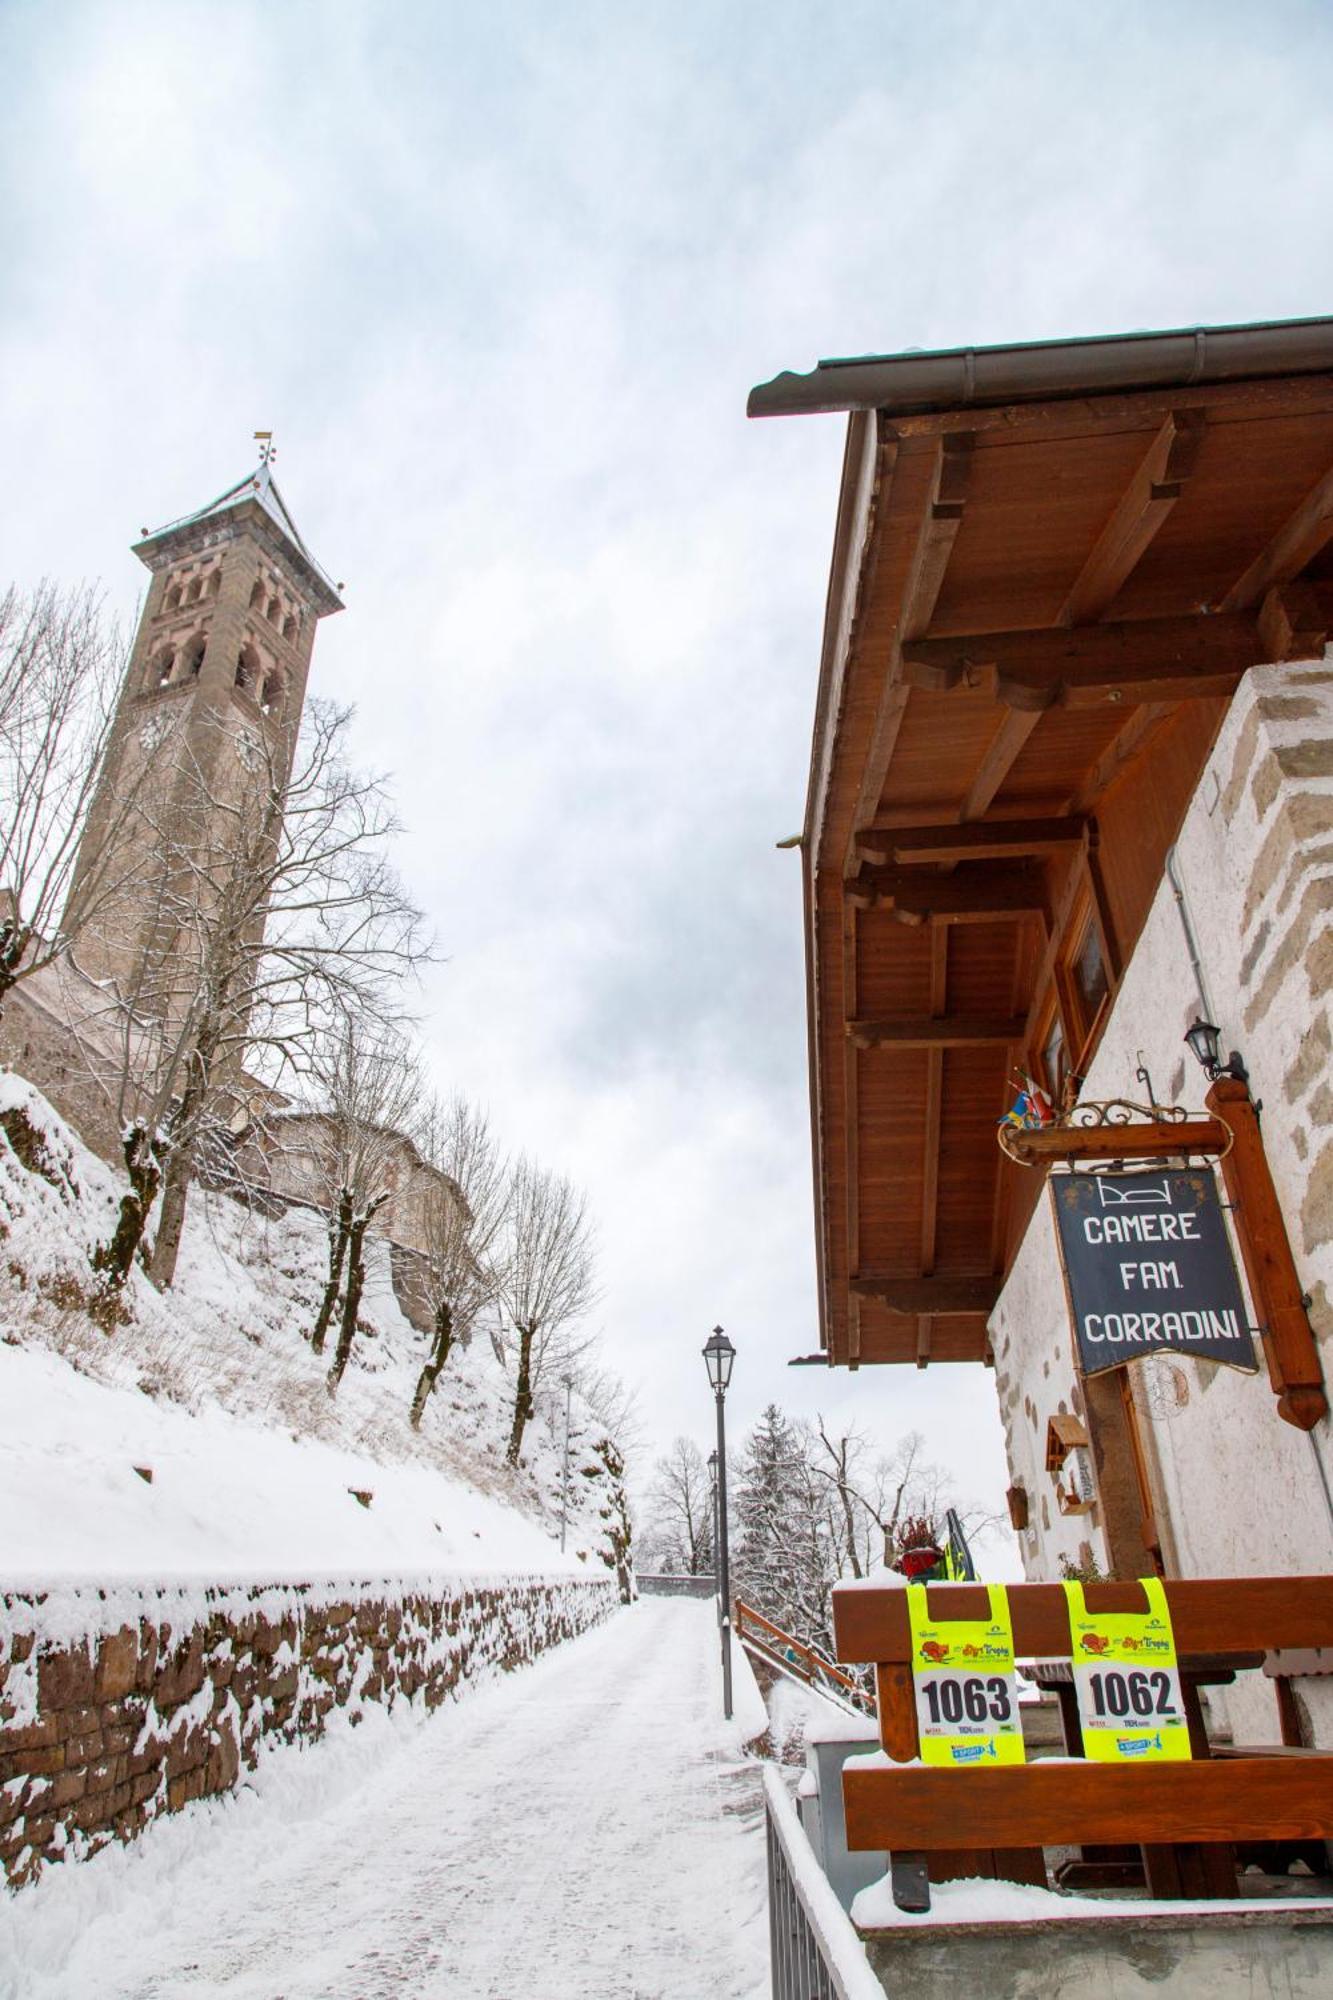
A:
[751, 322, 1333, 1369]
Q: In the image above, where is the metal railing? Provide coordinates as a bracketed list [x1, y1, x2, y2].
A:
[763, 1765, 883, 2000]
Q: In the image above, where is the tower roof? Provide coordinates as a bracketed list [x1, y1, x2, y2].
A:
[135, 463, 343, 615]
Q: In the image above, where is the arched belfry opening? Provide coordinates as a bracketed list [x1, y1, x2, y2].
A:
[64, 454, 343, 1028]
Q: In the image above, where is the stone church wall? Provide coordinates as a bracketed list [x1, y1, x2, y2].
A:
[0, 1571, 615, 1889]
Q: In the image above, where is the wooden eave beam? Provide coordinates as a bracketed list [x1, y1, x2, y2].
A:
[856, 816, 1086, 868]
[850, 1273, 1000, 1315]
[884, 371, 1333, 443]
[849, 862, 1049, 923]
[1057, 410, 1206, 627]
[847, 1014, 1027, 1048]
[847, 433, 974, 862]
[903, 610, 1279, 713]
[1219, 458, 1333, 610]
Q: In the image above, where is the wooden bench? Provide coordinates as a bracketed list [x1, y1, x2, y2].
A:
[832, 1575, 1333, 1913]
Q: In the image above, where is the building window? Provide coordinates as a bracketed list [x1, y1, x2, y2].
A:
[282, 614, 298, 643]
[208, 570, 222, 598]
[235, 643, 259, 694]
[165, 583, 182, 613]
[186, 634, 207, 678]
[150, 647, 175, 688]
[1036, 1001, 1068, 1107]
[267, 595, 282, 624]
[260, 670, 283, 717]
[249, 580, 266, 610]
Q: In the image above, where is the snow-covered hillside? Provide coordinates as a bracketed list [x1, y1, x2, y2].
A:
[0, 1074, 630, 1586]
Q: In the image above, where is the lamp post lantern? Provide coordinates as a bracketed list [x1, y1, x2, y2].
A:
[702, 1326, 735, 1720]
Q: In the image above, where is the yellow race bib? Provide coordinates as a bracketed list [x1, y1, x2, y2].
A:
[906, 1582, 1026, 1768]
[1063, 1577, 1191, 1763]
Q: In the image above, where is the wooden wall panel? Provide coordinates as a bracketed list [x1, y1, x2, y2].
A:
[1094, 698, 1228, 967]
[856, 1053, 930, 1268]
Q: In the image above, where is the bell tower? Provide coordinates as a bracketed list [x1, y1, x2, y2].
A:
[67, 450, 343, 1024]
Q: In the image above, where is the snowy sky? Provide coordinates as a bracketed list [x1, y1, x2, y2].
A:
[4, 0, 1333, 1529]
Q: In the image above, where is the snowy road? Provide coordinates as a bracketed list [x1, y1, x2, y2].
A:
[4, 1600, 771, 2000]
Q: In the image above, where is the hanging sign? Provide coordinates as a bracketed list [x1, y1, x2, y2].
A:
[1051, 1168, 1258, 1377]
[1064, 1577, 1192, 1763]
[906, 1583, 1026, 1768]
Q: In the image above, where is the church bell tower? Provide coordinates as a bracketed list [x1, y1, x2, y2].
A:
[67, 450, 343, 1022]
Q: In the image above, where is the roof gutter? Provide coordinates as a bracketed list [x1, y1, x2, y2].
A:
[748, 314, 1333, 420]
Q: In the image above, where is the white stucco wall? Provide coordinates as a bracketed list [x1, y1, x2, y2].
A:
[991, 657, 1333, 1744]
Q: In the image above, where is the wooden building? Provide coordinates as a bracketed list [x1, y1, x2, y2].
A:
[751, 320, 1333, 1741]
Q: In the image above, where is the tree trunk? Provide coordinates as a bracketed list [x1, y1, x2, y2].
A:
[0, 922, 30, 1021]
[327, 1211, 373, 1393]
[147, 1048, 215, 1290]
[148, 1146, 192, 1289]
[506, 1322, 537, 1465]
[311, 1189, 353, 1353]
[92, 1123, 161, 1289]
[410, 1299, 454, 1429]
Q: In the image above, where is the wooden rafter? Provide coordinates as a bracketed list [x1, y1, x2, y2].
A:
[857, 817, 1085, 868]
[1057, 410, 1206, 626]
[1219, 458, 1333, 610]
[847, 1013, 1027, 1049]
[959, 709, 1042, 820]
[903, 611, 1265, 713]
[849, 863, 1049, 924]
[850, 1274, 1000, 1315]
[848, 433, 974, 855]
[1067, 702, 1173, 814]
[1257, 580, 1332, 662]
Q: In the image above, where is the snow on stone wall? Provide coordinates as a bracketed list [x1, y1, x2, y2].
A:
[0, 1571, 617, 1890]
[991, 656, 1333, 1747]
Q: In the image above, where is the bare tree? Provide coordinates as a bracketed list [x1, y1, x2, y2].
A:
[569, 1355, 644, 1469]
[499, 1158, 597, 1465]
[811, 1418, 869, 1580]
[644, 1437, 714, 1576]
[87, 698, 429, 1289]
[0, 582, 164, 1013]
[408, 1094, 509, 1428]
[303, 1014, 423, 1392]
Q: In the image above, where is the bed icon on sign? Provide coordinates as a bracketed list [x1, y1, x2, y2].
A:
[1096, 1178, 1172, 1209]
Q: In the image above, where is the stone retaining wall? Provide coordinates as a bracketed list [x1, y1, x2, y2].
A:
[0, 1571, 616, 1890]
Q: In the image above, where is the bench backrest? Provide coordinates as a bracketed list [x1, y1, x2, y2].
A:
[832, 1575, 1333, 1761]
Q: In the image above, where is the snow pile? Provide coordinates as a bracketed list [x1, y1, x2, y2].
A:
[851, 1871, 1333, 1930]
[0, 1072, 624, 1585]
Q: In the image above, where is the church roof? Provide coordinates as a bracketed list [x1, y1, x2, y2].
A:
[136, 463, 343, 613]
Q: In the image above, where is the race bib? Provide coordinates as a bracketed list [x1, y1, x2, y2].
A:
[1063, 1577, 1191, 1763]
[906, 1582, 1026, 1767]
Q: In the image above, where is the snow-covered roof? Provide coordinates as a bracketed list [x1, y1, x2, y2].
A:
[136, 463, 343, 613]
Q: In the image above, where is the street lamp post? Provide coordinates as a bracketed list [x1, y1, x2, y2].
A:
[702, 1325, 735, 1721]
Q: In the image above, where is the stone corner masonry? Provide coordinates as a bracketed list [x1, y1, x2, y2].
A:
[0, 1570, 616, 1891]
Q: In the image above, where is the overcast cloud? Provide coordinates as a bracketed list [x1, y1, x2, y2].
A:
[4, 0, 1333, 1537]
